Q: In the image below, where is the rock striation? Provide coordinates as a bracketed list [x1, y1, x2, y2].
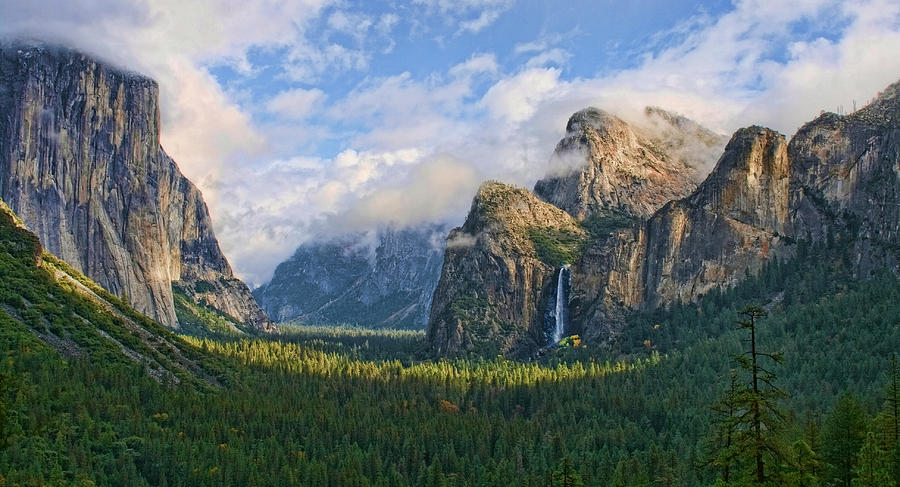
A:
[574, 78, 900, 338]
[254, 225, 447, 329]
[0, 42, 270, 330]
[788, 81, 900, 277]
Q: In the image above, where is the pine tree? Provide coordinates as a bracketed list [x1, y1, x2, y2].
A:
[705, 370, 742, 483]
[552, 456, 585, 487]
[0, 371, 14, 450]
[853, 432, 895, 487]
[730, 306, 787, 484]
[887, 355, 900, 448]
[879, 354, 900, 483]
[783, 440, 822, 487]
[823, 393, 868, 487]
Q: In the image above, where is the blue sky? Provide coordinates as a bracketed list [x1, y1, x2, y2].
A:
[206, 0, 739, 159]
[1, 0, 899, 285]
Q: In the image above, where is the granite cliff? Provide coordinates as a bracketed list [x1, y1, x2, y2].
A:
[572, 126, 795, 339]
[427, 108, 723, 356]
[0, 43, 269, 330]
[788, 81, 900, 276]
[428, 80, 900, 355]
[254, 225, 447, 329]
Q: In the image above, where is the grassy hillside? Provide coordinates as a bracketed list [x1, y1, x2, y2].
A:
[1, 196, 898, 485]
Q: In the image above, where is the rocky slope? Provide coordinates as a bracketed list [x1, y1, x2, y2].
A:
[0, 42, 269, 330]
[254, 225, 447, 329]
[426, 182, 585, 355]
[429, 79, 900, 356]
[533, 107, 725, 221]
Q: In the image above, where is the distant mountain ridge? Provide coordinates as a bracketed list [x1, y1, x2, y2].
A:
[254, 225, 448, 329]
[0, 42, 270, 330]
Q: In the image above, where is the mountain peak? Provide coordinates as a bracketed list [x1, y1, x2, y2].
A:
[427, 179, 583, 356]
[1, 40, 154, 85]
[848, 78, 900, 127]
[565, 108, 629, 136]
[691, 126, 790, 233]
[534, 106, 707, 220]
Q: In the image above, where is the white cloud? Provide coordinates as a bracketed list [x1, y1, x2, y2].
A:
[284, 41, 372, 82]
[481, 68, 562, 123]
[446, 231, 479, 249]
[459, 9, 503, 33]
[324, 57, 490, 151]
[449, 53, 499, 78]
[412, 0, 514, 33]
[377, 13, 400, 34]
[327, 10, 374, 40]
[266, 88, 327, 120]
[339, 156, 482, 230]
[524, 48, 571, 69]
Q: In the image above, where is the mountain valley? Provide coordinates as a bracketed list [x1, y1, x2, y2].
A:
[0, 37, 898, 486]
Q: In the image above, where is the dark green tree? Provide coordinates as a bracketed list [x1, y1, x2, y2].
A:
[0, 371, 14, 450]
[552, 456, 585, 487]
[732, 305, 787, 484]
[853, 432, 895, 487]
[823, 393, 868, 487]
[783, 440, 822, 487]
[610, 457, 649, 487]
[878, 355, 900, 483]
[886, 355, 900, 447]
[705, 370, 742, 483]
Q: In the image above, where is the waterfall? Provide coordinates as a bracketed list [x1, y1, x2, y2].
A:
[552, 264, 570, 344]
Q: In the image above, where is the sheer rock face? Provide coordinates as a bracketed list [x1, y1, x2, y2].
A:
[254, 225, 448, 329]
[0, 43, 270, 330]
[426, 182, 584, 356]
[573, 127, 795, 338]
[428, 109, 722, 355]
[533, 108, 724, 220]
[788, 81, 900, 277]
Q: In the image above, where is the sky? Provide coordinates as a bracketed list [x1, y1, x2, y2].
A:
[2, 0, 899, 286]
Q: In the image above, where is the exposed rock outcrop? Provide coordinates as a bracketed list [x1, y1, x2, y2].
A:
[533, 107, 725, 220]
[254, 225, 447, 329]
[428, 108, 721, 355]
[426, 182, 584, 356]
[0, 42, 270, 329]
